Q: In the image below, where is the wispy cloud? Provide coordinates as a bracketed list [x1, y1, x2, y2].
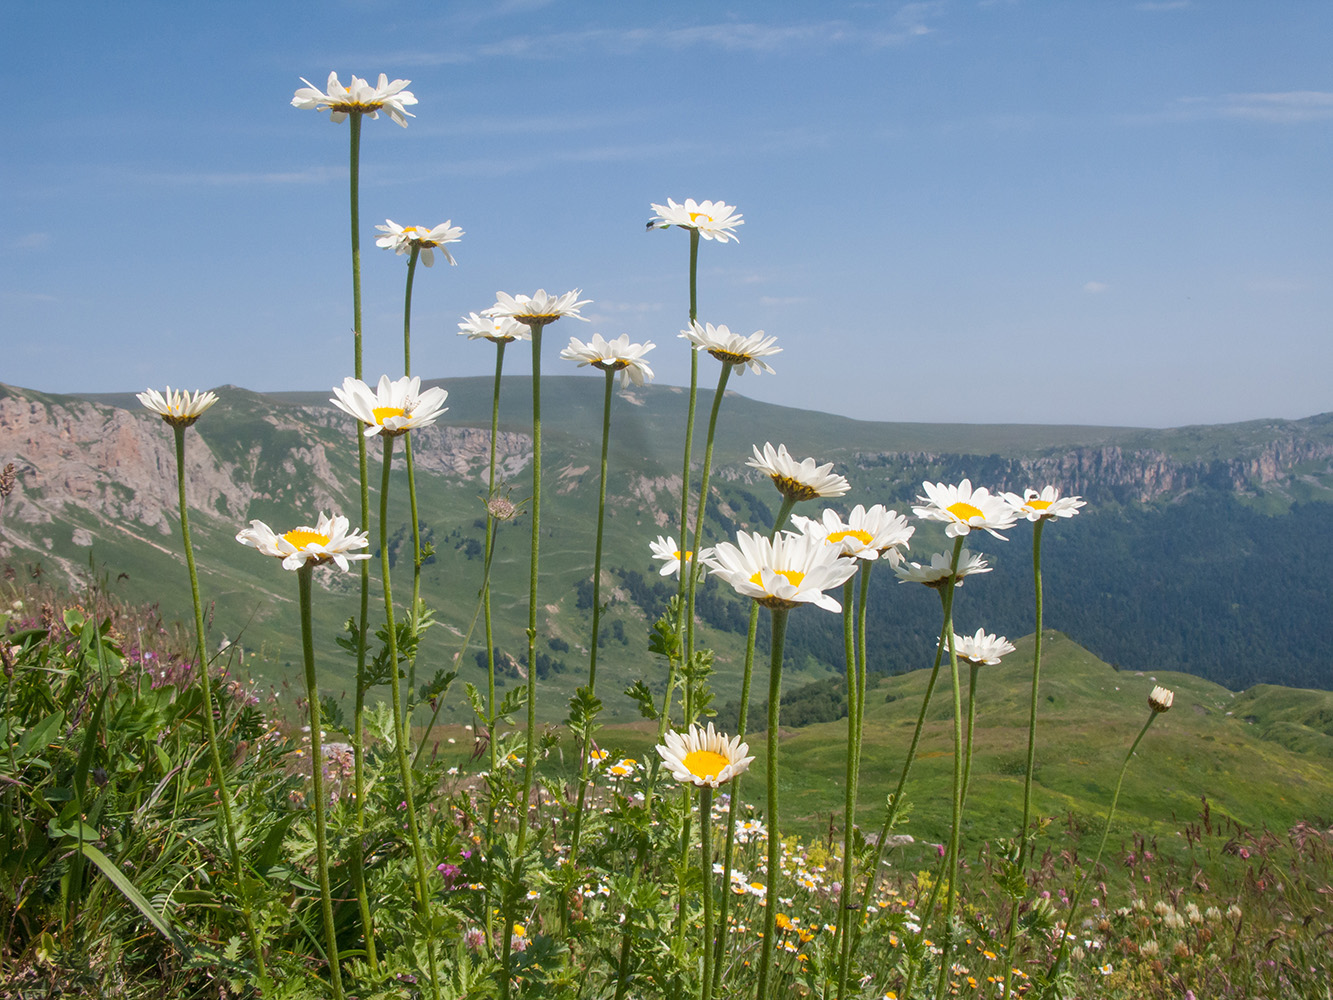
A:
[1083, 281, 1109, 294]
[1135, 91, 1333, 125]
[14, 232, 51, 251]
[1136, 1, 1191, 11]
[134, 166, 344, 186]
[1246, 276, 1306, 294]
[378, 8, 943, 66]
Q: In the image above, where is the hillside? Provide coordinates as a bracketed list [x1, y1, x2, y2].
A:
[2, 378, 1332, 717]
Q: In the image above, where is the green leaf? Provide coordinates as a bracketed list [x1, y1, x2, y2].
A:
[18, 711, 64, 758]
[76, 842, 191, 954]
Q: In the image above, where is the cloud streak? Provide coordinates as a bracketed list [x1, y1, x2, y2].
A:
[1135, 91, 1333, 125]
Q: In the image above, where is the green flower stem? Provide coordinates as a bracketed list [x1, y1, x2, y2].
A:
[755, 604, 791, 1000]
[1002, 518, 1045, 1000]
[835, 562, 873, 1000]
[855, 590, 953, 923]
[1048, 711, 1159, 983]
[402, 245, 425, 715]
[934, 540, 967, 1000]
[700, 783, 716, 1000]
[710, 496, 796, 994]
[518, 325, 544, 857]
[570, 368, 616, 865]
[685, 362, 733, 685]
[172, 426, 269, 991]
[961, 661, 981, 809]
[298, 564, 345, 1000]
[377, 435, 442, 1000]
[483, 340, 507, 796]
[673, 229, 701, 717]
[347, 110, 378, 973]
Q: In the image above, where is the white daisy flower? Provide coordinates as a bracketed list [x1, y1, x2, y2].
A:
[893, 549, 991, 589]
[1002, 485, 1087, 522]
[485, 289, 591, 327]
[374, 220, 463, 267]
[648, 198, 744, 243]
[702, 530, 857, 612]
[1149, 685, 1174, 713]
[680, 321, 780, 376]
[952, 628, 1015, 665]
[457, 312, 530, 343]
[747, 442, 850, 502]
[790, 504, 914, 564]
[291, 72, 417, 127]
[560, 334, 656, 387]
[649, 536, 708, 579]
[330, 375, 449, 438]
[656, 722, 755, 787]
[137, 386, 218, 428]
[913, 479, 1019, 540]
[236, 512, 370, 572]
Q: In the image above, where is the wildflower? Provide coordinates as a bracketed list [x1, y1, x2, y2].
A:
[1227, 904, 1242, 922]
[649, 536, 707, 579]
[681, 321, 780, 375]
[510, 923, 529, 953]
[913, 479, 1019, 540]
[331, 375, 449, 437]
[952, 628, 1016, 665]
[588, 748, 610, 766]
[485, 491, 521, 522]
[137, 387, 219, 428]
[375, 220, 463, 266]
[1140, 939, 1159, 957]
[1002, 485, 1086, 522]
[463, 928, 485, 952]
[559, 333, 656, 387]
[657, 722, 754, 787]
[458, 311, 530, 343]
[790, 504, 913, 564]
[1149, 685, 1175, 713]
[235, 512, 370, 571]
[747, 442, 850, 501]
[649, 198, 743, 242]
[291, 72, 417, 126]
[894, 549, 991, 589]
[485, 288, 591, 327]
[1099, 963, 1114, 975]
[702, 529, 857, 612]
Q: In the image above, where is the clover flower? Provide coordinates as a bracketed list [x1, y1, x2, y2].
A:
[330, 375, 449, 437]
[952, 628, 1016, 665]
[137, 387, 219, 428]
[485, 289, 590, 327]
[893, 549, 992, 589]
[913, 479, 1019, 540]
[291, 72, 417, 126]
[747, 442, 850, 502]
[1002, 485, 1087, 522]
[657, 722, 755, 787]
[458, 312, 530, 343]
[680, 321, 780, 376]
[375, 220, 463, 267]
[560, 333, 656, 387]
[702, 530, 857, 612]
[236, 512, 370, 571]
[790, 504, 914, 564]
[649, 198, 743, 242]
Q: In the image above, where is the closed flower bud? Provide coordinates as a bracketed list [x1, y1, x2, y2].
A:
[1149, 685, 1174, 713]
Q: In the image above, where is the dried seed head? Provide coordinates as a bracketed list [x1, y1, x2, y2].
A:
[0, 463, 15, 499]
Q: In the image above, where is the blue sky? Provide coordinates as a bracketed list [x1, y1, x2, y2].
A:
[4, 1, 1330, 427]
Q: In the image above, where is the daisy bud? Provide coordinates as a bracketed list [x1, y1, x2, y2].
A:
[1148, 685, 1174, 713]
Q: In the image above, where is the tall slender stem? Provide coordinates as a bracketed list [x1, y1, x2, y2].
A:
[700, 783, 715, 1000]
[402, 246, 425, 715]
[1048, 712, 1158, 983]
[298, 565, 344, 1000]
[482, 339, 507, 945]
[570, 369, 616, 863]
[934, 540, 967, 1000]
[173, 426, 269, 990]
[686, 363, 733, 679]
[377, 435, 442, 1000]
[1002, 518, 1046, 1000]
[346, 109, 378, 973]
[961, 661, 981, 809]
[755, 604, 791, 1000]
[836, 562, 873, 1000]
[518, 326, 543, 856]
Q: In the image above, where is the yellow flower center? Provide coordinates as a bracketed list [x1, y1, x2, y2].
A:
[283, 530, 330, 551]
[689, 211, 714, 224]
[828, 529, 873, 546]
[1026, 499, 1052, 510]
[372, 406, 406, 424]
[749, 569, 805, 589]
[947, 501, 984, 521]
[682, 749, 731, 781]
[675, 550, 693, 561]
